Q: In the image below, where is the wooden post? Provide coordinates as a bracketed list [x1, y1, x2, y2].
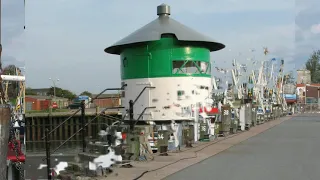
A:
[0, 106, 11, 180]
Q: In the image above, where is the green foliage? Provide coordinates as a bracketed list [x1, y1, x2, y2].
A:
[80, 91, 92, 97]
[3, 65, 22, 99]
[26, 87, 37, 95]
[284, 72, 295, 84]
[47, 86, 77, 100]
[305, 50, 320, 83]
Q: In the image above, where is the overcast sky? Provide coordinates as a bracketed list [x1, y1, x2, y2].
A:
[295, 0, 320, 66]
[1, 0, 25, 68]
[5, 0, 312, 94]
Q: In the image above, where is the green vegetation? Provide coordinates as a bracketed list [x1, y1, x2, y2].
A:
[305, 50, 320, 83]
[80, 91, 92, 97]
[26, 87, 37, 95]
[47, 87, 77, 100]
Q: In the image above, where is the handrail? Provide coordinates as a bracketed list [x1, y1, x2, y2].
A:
[133, 86, 155, 105]
[41, 84, 127, 140]
[42, 106, 125, 161]
[133, 106, 156, 126]
[43, 84, 126, 180]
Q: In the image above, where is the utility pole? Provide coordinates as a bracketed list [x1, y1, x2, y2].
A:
[49, 78, 59, 98]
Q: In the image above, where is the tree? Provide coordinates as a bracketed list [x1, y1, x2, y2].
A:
[2, 65, 22, 99]
[284, 72, 295, 84]
[305, 50, 320, 83]
[26, 87, 37, 95]
[47, 87, 77, 100]
[80, 91, 92, 97]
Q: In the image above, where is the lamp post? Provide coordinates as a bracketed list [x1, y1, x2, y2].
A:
[49, 78, 59, 98]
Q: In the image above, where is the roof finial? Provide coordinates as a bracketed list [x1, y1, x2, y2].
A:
[157, 4, 170, 16]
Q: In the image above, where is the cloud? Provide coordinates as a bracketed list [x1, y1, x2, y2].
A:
[2, 0, 24, 45]
[310, 24, 320, 34]
[2, 55, 25, 67]
[25, 0, 295, 93]
[101, 0, 293, 15]
[294, 0, 320, 68]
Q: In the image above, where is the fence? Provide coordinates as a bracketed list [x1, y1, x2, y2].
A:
[295, 103, 320, 113]
[25, 113, 121, 153]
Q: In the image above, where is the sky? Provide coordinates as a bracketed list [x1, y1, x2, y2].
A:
[1, 0, 25, 68]
[3, 0, 316, 94]
[295, 0, 320, 68]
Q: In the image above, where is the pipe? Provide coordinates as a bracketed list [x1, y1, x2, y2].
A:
[1, 75, 25, 82]
[0, 106, 10, 180]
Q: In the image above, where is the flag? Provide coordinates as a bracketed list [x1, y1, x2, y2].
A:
[263, 47, 269, 55]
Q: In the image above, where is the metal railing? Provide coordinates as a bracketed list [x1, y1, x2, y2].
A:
[41, 84, 127, 180]
[296, 103, 320, 113]
[42, 84, 157, 180]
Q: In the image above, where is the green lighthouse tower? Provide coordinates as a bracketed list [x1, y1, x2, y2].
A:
[105, 4, 225, 122]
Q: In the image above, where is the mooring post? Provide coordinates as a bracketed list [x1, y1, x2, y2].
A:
[129, 100, 134, 131]
[45, 128, 52, 180]
[0, 105, 10, 180]
[80, 100, 86, 152]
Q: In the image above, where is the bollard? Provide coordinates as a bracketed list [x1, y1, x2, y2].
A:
[199, 122, 209, 141]
[230, 110, 238, 134]
[182, 128, 192, 147]
[245, 103, 252, 130]
[157, 130, 169, 155]
[0, 106, 11, 180]
[125, 129, 140, 161]
[251, 105, 257, 126]
[220, 105, 231, 136]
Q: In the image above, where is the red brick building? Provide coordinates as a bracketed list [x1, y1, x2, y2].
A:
[296, 84, 320, 104]
[92, 94, 121, 108]
[25, 95, 69, 111]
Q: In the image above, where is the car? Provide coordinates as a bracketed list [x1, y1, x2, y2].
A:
[68, 103, 81, 109]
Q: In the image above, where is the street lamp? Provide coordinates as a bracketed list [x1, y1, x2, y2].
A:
[49, 78, 59, 98]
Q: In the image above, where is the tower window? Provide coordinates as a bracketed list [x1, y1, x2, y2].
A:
[172, 60, 210, 75]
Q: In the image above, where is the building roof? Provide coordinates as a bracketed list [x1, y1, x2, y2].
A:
[105, 4, 225, 55]
[30, 88, 50, 92]
[26, 95, 68, 101]
[91, 93, 121, 99]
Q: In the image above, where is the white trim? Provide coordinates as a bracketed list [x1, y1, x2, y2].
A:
[1, 75, 25, 82]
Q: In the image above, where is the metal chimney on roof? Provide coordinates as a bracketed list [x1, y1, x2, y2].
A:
[157, 4, 170, 16]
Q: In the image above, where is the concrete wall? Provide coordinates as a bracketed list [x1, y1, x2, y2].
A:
[121, 77, 212, 121]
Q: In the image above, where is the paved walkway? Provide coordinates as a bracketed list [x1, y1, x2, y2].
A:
[164, 114, 320, 180]
[104, 115, 295, 180]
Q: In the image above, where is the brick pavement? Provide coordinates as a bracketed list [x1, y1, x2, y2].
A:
[102, 115, 295, 180]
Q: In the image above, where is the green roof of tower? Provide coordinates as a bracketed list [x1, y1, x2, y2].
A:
[105, 4, 225, 55]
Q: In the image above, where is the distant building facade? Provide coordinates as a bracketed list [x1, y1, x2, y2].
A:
[25, 95, 69, 111]
[91, 93, 121, 108]
[30, 88, 51, 96]
[296, 84, 320, 104]
[296, 69, 311, 84]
